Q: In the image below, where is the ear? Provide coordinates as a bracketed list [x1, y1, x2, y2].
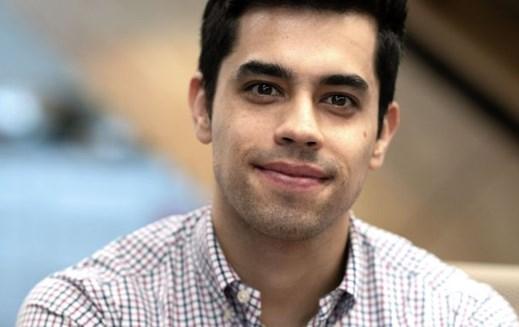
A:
[369, 101, 400, 170]
[188, 72, 212, 144]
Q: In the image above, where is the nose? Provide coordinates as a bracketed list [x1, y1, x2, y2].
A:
[273, 98, 323, 150]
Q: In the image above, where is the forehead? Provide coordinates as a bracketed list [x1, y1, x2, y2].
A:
[224, 7, 378, 88]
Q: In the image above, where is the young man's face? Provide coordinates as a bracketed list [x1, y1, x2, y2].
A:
[191, 7, 398, 240]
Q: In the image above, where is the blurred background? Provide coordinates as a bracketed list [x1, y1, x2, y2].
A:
[0, 0, 518, 325]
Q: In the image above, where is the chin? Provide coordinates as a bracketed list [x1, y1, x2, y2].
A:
[238, 201, 338, 241]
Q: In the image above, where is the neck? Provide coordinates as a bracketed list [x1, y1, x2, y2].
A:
[212, 200, 350, 327]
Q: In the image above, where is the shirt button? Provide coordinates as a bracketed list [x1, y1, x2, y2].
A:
[223, 308, 233, 321]
[237, 289, 251, 303]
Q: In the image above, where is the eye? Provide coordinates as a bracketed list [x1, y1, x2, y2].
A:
[245, 82, 282, 97]
[322, 94, 355, 107]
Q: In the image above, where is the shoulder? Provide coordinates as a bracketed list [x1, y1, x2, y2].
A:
[351, 218, 518, 326]
[17, 206, 210, 326]
[71, 205, 207, 280]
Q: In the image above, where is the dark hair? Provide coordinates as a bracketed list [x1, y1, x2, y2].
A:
[198, 0, 407, 136]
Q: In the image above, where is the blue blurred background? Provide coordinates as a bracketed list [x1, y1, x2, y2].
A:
[0, 2, 206, 325]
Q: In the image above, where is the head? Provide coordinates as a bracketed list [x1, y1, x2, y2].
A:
[198, 0, 407, 137]
[189, 1, 406, 241]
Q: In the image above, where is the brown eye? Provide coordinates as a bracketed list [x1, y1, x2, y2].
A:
[247, 83, 281, 97]
[325, 94, 352, 107]
[257, 83, 274, 95]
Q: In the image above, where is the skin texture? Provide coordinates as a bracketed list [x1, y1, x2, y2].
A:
[189, 7, 399, 327]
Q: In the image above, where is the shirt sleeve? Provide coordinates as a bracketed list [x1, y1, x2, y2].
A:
[17, 276, 107, 327]
[17, 304, 81, 327]
[467, 289, 519, 327]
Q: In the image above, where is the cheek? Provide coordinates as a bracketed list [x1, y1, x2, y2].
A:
[327, 127, 376, 171]
[229, 109, 273, 145]
[212, 112, 254, 162]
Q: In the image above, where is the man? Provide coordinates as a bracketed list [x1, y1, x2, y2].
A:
[18, 0, 518, 326]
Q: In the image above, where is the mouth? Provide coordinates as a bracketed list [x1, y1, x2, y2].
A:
[253, 161, 331, 190]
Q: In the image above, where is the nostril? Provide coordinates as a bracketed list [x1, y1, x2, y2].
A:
[282, 137, 294, 144]
[306, 141, 317, 147]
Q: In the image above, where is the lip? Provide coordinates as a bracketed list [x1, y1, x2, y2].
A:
[253, 161, 331, 191]
[258, 161, 329, 179]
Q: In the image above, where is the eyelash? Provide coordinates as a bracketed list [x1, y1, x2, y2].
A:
[244, 82, 283, 97]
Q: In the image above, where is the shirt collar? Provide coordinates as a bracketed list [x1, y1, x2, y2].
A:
[193, 207, 263, 325]
[193, 207, 241, 296]
[315, 215, 366, 319]
[341, 215, 367, 301]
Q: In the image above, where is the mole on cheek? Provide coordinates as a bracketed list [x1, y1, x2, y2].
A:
[363, 131, 368, 139]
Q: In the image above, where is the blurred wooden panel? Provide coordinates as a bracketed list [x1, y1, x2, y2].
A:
[81, 35, 213, 187]
[9, 0, 205, 56]
[409, 0, 519, 125]
[355, 51, 519, 263]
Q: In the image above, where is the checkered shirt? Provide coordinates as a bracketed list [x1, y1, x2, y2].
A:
[18, 206, 518, 326]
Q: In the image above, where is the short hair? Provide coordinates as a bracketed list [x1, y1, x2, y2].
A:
[198, 0, 407, 136]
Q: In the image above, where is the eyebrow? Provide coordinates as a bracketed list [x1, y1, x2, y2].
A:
[320, 74, 369, 91]
[236, 60, 369, 91]
[236, 60, 293, 80]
